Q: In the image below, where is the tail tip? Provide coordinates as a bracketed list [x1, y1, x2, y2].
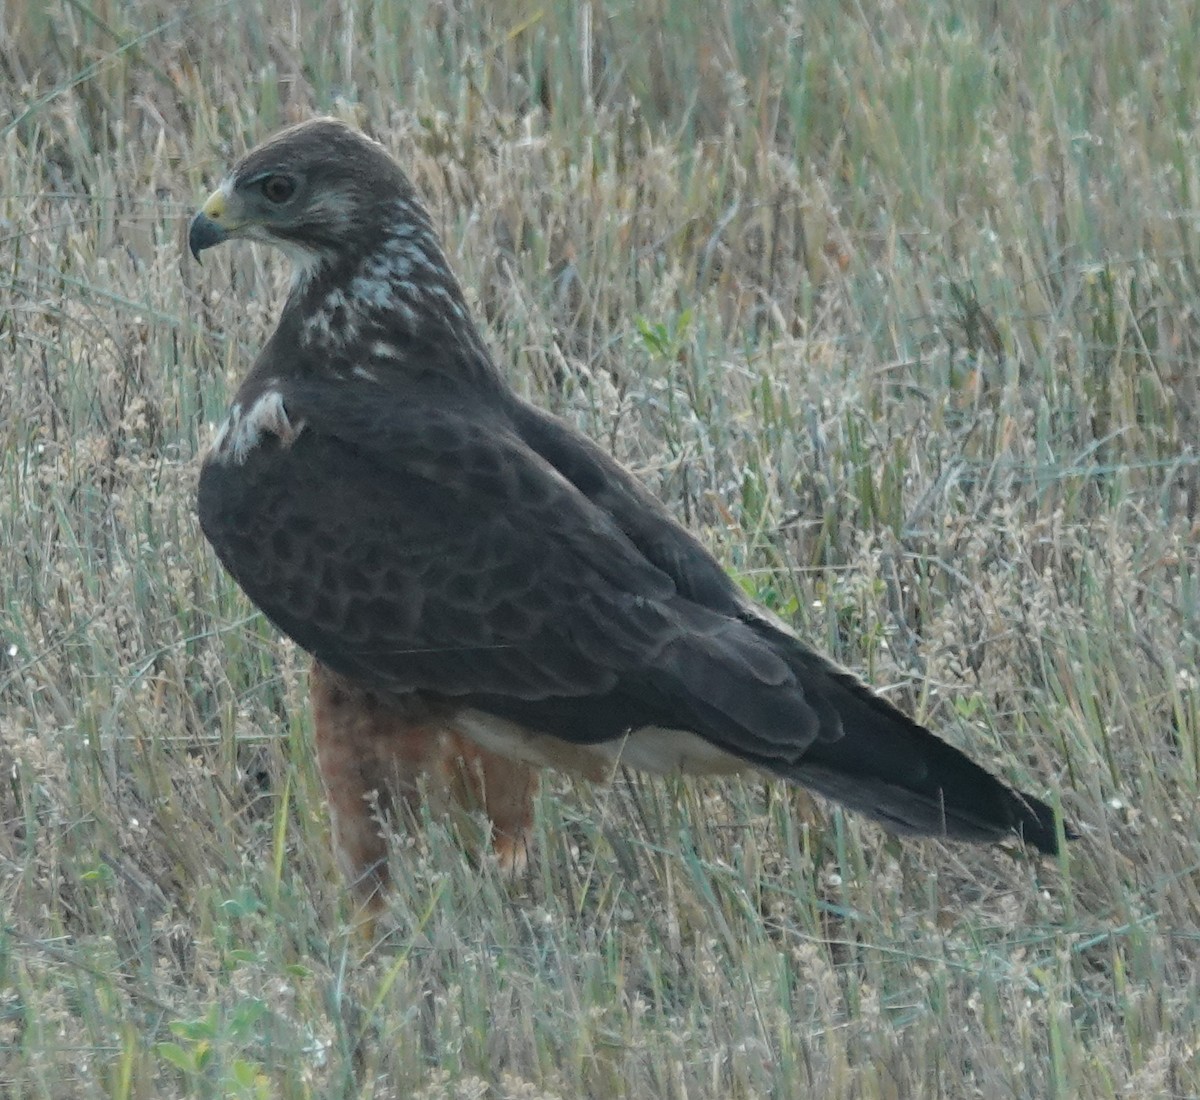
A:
[1014, 797, 1077, 857]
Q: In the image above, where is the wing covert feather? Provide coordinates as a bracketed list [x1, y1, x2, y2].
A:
[198, 383, 808, 740]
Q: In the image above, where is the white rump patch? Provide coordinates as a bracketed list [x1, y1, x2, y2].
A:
[209, 388, 305, 465]
[454, 711, 750, 782]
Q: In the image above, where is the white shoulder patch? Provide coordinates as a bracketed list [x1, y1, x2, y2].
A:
[209, 388, 305, 465]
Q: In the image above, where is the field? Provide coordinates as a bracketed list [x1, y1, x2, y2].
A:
[2, 1, 1199, 1096]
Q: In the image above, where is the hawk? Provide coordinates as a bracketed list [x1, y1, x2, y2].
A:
[189, 119, 1070, 917]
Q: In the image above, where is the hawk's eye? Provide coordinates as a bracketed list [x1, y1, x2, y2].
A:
[261, 175, 296, 204]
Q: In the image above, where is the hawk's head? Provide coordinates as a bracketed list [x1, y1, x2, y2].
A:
[189, 119, 490, 372]
[189, 118, 421, 278]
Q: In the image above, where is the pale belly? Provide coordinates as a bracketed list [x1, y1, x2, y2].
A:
[453, 709, 753, 783]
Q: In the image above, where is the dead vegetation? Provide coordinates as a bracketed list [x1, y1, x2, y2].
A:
[1, 1, 1198, 1096]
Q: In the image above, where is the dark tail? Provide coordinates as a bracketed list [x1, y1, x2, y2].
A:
[773, 653, 1072, 855]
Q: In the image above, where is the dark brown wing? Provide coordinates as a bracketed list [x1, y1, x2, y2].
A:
[506, 400, 1070, 852]
[198, 379, 827, 756]
[200, 379, 1068, 853]
[510, 400, 752, 617]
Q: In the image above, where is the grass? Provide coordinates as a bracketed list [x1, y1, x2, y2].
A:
[2, 0, 1199, 1095]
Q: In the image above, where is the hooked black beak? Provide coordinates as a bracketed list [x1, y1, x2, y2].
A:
[188, 211, 227, 261]
[188, 185, 238, 262]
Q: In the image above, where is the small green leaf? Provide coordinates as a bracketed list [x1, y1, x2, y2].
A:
[156, 1042, 196, 1074]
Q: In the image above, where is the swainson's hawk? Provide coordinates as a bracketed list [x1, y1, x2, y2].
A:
[189, 119, 1071, 917]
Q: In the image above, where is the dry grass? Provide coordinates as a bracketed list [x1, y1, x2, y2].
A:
[2, 1, 1198, 1096]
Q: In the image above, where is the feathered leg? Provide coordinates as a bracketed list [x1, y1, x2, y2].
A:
[309, 661, 539, 924]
